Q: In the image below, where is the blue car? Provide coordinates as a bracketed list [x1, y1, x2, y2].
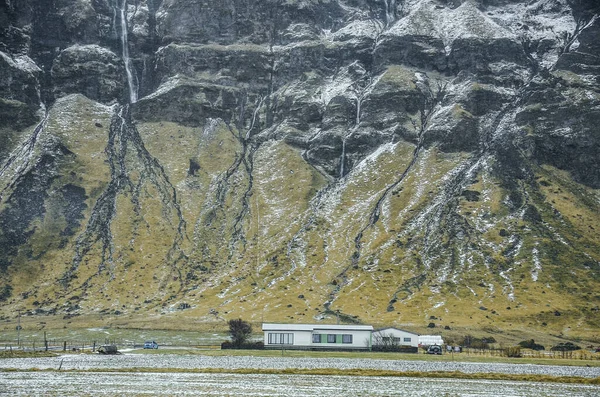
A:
[144, 341, 158, 349]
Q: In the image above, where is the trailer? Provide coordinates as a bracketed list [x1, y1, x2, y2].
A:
[418, 335, 444, 347]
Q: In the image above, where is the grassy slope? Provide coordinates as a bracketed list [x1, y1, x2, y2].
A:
[0, 93, 599, 344]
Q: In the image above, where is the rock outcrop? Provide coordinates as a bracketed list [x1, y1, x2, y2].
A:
[51, 45, 125, 103]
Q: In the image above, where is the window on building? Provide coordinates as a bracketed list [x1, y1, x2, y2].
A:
[268, 333, 294, 345]
[342, 334, 353, 344]
[327, 334, 336, 343]
[404, 337, 412, 343]
[312, 334, 321, 343]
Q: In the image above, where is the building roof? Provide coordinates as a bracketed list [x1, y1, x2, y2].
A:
[419, 335, 444, 340]
[262, 323, 374, 332]
[373, 327, 419, 336]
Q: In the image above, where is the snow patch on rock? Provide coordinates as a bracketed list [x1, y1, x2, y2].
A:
[388, 0, 513, 48]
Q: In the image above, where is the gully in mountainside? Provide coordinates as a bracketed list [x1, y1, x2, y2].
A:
[65, 105, 187, 293]
[62, 0, 186, 291]
[321, 75, 444, 313]
[0, 109, 48, 199]
[230, 95, 267, 255]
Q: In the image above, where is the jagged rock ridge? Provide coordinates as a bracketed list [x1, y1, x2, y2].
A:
[0, 0, 599, 335]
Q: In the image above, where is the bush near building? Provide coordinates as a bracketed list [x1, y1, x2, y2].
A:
[518, 339, 545, 351]
[551, 342, 581, 352]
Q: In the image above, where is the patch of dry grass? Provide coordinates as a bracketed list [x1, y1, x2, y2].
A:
[3, 366, 597, 385]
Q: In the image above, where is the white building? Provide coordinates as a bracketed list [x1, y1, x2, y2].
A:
[372, 327, 420, 347]
[262, 323, 374, 350]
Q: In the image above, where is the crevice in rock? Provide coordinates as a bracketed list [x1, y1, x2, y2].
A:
[229, 142, 257, 254]
[387, 273, 427, 312]
[229, 95, 267, 254]
[0, 111, 48, 198]
[555, 13, 598, 62]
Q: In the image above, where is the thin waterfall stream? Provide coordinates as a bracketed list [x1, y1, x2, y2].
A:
[340, 138, 347, 177]
[339, 95, 363, 178]
[384, 0, 396, 26]
[116, 0, 138, 103]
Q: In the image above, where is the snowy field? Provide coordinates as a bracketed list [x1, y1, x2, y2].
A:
[1, 353, 599, 396]
[1, 371, 599, 396]
[1, 353, 599, 378]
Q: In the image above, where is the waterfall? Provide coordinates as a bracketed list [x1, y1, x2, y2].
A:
[384, 0, 396, 26]
[245, 96, 265, 140]
[355, 95, 362, 126]
[340, 95, 363, 178]
[340, 137, 346, 177]
[116, 0, 138, 103]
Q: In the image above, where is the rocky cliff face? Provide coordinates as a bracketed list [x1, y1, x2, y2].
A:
[0, 0, 599, 335]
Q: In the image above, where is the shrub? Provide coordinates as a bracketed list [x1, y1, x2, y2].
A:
[462, 335, 493, 349]
[427, 322, 436, 328]
[504, 347, 522, 358]
[518, 339, 545, 351]
[0, 284, 12, 302]
[221, 341, 264, 350]
[372, 345, 418, 353]
[551, 342, 581, 352]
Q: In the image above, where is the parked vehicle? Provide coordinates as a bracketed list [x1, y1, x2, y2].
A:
[98, 345, 119, 354]
[144, 341, 158, 349]
[426, 344, 442, 355]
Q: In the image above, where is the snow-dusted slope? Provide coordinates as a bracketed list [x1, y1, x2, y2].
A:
[0, 0, 599, 337]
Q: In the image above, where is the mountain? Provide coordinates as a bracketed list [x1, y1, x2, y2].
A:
[0, 0, 599, 339]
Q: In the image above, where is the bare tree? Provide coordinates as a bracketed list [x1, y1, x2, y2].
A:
[372, 332, 401, 352]
[228, 318, 252, 347]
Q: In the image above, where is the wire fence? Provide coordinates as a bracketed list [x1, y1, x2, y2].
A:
[1, 339, 598, 360]
[459, 347, 600, 360]
[0, 338, 222, 352]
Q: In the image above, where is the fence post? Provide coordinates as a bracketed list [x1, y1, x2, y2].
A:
[63, 341, 67, 351]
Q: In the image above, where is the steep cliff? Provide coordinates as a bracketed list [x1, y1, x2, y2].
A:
[0, 0, 599, 336]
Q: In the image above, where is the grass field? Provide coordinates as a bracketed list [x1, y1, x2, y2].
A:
[3, 313, 598, 347]
[2, 343, 599, 369]
[2, 315, 599, 370]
